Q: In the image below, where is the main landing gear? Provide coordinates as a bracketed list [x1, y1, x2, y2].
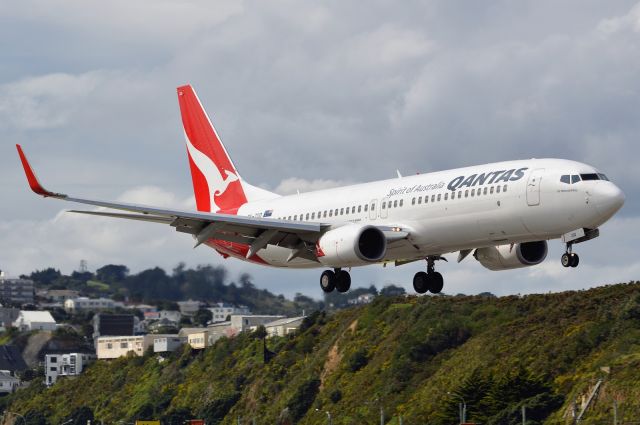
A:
[561, 243, 580, 268]
[413, 256, 445, 294]
[320, 269, 351, 293]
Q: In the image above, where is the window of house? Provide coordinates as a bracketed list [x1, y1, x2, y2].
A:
[50, 367, 57, 372]
[107, 343, 113, 349]
[50, 357, 57, 363]
[120, 342, 128, 349]
[560, 175, 570, 184]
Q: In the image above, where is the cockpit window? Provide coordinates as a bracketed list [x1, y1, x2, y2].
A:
[571, 175, 581, 184]
[598, 173, 609, 181]
[560, 175, 570, 184]
[580, 173, 600, 181]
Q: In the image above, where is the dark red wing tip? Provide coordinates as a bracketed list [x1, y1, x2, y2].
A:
[15, 144, 57, 197]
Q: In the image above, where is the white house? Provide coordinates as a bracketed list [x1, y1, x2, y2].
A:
[12, 310, 56, 331]
[45, 353, 96, 386]
[0, 372, 20, 394]
[208, 303, 251, 323]
[153, 335, 185, 353]
[230, 315, 286, 334]
[64, 297, 122, 313]
[263, 317, 306, 337]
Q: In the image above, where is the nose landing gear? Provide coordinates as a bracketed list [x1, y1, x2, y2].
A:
[320, 268, 351, 293]
[413, 256, 445, 294]
[561, 244, 579, 268]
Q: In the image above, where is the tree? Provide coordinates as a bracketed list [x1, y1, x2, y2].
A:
[96, 264, 129, 283]
[380, 284, 406, 297]
[29, 268, 61, 285]
[193, 308, 213, 326]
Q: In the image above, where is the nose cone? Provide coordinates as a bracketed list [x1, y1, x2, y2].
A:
[594, 183, 625, 220]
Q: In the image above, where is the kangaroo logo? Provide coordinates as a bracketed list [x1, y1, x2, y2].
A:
[185, 135, 239, 211]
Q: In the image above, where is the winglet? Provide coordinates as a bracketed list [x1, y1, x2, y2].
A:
[16, 144, 66, 198]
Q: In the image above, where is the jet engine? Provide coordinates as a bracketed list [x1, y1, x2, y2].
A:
[317, 224, 387, 267]
[474, 241, 548, 271]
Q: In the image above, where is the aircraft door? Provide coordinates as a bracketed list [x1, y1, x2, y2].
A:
[369, 199, 377, 220]
[526, 169, 544, 206]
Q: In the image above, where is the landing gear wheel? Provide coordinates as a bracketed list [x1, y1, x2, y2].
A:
[561, 253, 571, 268]
[413, 271, 429, 294]
[335, 270, 351, 293]
[320, 270, 336, 293]
[428, 272, 444, 294]
[570, 253, 579, 268]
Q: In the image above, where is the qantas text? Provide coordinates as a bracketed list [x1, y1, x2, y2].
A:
[447, 167, 528, 191]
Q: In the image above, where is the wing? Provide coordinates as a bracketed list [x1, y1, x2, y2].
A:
[16, 145, 326, 261]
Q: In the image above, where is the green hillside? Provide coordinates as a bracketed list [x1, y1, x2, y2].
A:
[4, 282, 640, 424]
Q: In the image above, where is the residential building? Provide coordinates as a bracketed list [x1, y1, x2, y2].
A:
[0, 275, 34, 305]
[159, 310, 181, 323]
[93, 313, 135, 341]
[187, 330, 209, 350]
[348, 293, 376, 305]
[208, 302, 251, 323]
[37, 289, 80, 303]
[12, 310, 56, 331]
[153, 335, 185, 353]
[177, 300, 201, 316]
[64, 297, 122, 313]
[130, 304, 157, 314]
[207, 321, 233, 345]
[178, 327, 207, 338]
[45, 352, 95, 386]
[230, 315, 286, 334]
[263, 317, 306, 337]
[0, 372, 20, 394]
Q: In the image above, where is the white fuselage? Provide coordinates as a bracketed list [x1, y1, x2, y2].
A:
[210, 158, 624, 268]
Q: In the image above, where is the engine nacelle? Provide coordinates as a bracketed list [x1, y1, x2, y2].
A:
[317, 224, 387, 267]
[474, 241, 548, 271]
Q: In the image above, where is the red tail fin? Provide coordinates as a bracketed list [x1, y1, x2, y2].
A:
[177, 85, 248, 213]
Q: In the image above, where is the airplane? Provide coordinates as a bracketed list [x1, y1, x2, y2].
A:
[16, 84, 626, 295]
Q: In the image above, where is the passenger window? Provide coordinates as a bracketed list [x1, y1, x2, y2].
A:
[358, 205, 361, 213]
[392, 200, 396, 208]
[431, 195, 436, 202]
[458, 191, 462, 199]
[334, 209, 338, 216]
[340, 208, 344, 215]
[571, 175, 581, 184]
[418, 196, 422, 204]
[311, 212, 315, 219]
[365, 204, 369, 212]
[305, 213, 309, 220]
[560, 175, 570, 184]
[465, 190, 468, 198]
[345, 207, 349, 215]
[503, 185, 507, 192]
[471, 189, 475, 197]
[324, 211, 327, 218]
[425, 196, 428, 203]
[352, 206, 356, 213]
[497, 185, 501, 193]
[370, 203, 375, 211]
[484, 187, 488, 195]
[437, 194, 441, 201]
[399, 199, 404, 207]
[382, 202, 386, 209]
[329, 210, 333, 217]
[412, 197, 416, 205]
[294, 215, 298, 220]
[490, 187, 494, 194]
[444, 193, 448, 200]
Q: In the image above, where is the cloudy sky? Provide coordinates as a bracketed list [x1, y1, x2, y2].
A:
[1, 0, 639, 299]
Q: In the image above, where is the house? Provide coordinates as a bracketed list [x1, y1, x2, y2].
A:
[229, 315, 286, 334]
[12, 310, 56, 331]
[208, 302, 251, 323]
[130, 304, 157, 314]
[44, 352, 95, 386]
[348, 293, 376, 305]
[64, 297, 122, 313]
[159, 310, 181, 323]
[177, 300, 202, 316]
[178, 327, 207, 338]
[153, 335, 185, 353]
[0, 275, 34, 305]
[187, 330, 209, 350]
[37, 289, 80, 303]
[0, 372, 20, 394]
[207, 321, 233, 345]
[263, 317, 306, 337]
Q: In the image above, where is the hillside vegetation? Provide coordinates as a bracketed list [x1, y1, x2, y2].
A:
[5, 282, 640, 424]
